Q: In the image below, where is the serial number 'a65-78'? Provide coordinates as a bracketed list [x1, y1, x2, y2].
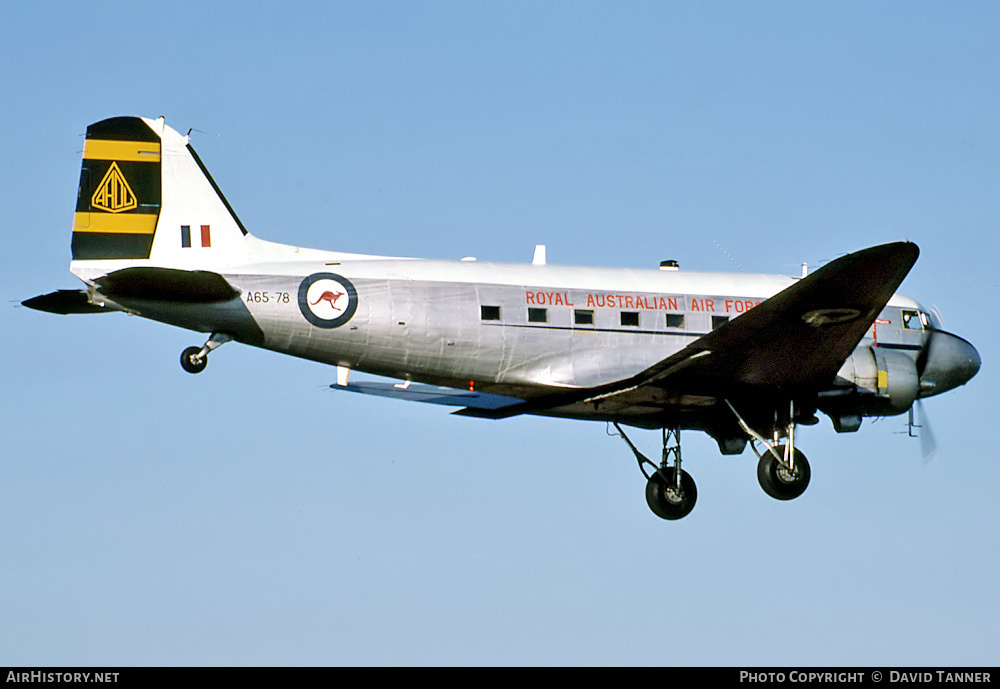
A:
[245, 291, 290, 304]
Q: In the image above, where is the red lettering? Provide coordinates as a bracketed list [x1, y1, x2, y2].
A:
[706, 299, 715, 312]
[667, 297, 677, 310]
[526, 291, 535, 305]
[586, 294, 595, 307]
[725, 299, 734, 312]
[691, 299, 700, 312]
[554, 293, 564, 306]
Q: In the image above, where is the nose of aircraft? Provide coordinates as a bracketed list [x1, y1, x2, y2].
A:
[918, 330, 981, 397]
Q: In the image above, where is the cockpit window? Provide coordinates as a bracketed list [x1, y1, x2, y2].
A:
[902, 309, 922, 330]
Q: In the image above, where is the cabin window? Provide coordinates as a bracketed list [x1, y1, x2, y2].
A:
[620, 311, 640, 327]
[902, 309, 922, 330]
[481, 305, 501, 321]
[528, 308, 548, 323]
[665, 313, 685, 329]
[574, 309, 595, 326]
[712, 315, 730, 330]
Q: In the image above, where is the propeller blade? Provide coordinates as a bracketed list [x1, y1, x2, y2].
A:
[930, 305, 945, 329]
[917, 399, 938, 463]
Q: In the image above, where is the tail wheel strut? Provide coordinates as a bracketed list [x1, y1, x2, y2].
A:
[180, 333, 232, 374]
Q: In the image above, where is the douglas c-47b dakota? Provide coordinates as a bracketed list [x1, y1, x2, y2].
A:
[24, 116, 982, 520]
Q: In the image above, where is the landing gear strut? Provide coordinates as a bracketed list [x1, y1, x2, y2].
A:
[180, 333, 232, 374]
[613, 423, 697, 520]
[725, 399, 811, 501]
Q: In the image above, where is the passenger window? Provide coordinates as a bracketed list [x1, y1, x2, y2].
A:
[902, 309, 922, 330]
[620, 311, 640, 327]
[528, 307, 547, 323]
[712, 315, 730, 330]
[574, 309, 594, 326]
[665, 313, 685, 329]
[481, 305, 501, 321]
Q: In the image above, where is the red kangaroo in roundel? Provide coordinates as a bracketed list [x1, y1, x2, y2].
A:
[310, 290, 345, 310]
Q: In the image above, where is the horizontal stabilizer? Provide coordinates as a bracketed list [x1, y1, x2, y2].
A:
[21, 289, 120, 314]
[95, 267, 240, 302]
[332, 380, 524, 411]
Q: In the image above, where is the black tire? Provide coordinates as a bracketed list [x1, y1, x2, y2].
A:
[757, 446, 810, 500]
[645, 467, 697, 520]
[180, 346, 208, 374]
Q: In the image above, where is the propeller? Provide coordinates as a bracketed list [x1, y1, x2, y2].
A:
[929, 304, 945, 329]
[910, 313, 938, 462]
[908, 399, 938, 463]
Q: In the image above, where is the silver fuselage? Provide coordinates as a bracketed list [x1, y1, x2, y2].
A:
[75, 252, 973, 434]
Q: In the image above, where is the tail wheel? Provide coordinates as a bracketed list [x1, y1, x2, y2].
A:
[645, 467, 697, 520]
[180, 346, 207, 374]
[757, 446, 810, 500]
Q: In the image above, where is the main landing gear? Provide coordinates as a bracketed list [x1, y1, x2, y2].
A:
[180, 333, 232, 374]
[725, 400, 811, 502]
[756, 447, 810, 500]
[613, 400, 813, 521]
[613, 424, 697, 520]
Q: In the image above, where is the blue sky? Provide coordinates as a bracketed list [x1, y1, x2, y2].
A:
[2, 1, 997, 665]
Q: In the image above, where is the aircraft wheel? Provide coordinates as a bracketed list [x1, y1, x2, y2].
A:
[645, 467, 697, 520]
[757, 446, 810, 501]
[180, 346, 208, 374]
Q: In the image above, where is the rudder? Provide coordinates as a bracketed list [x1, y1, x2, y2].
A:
[72, 117, 162, 260]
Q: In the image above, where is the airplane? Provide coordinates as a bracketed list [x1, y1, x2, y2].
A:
[23, 116, 981, 520]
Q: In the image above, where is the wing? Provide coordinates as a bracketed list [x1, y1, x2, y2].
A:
[457, 241, 920, 419]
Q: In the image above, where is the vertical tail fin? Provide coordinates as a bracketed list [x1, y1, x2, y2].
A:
[71, 116, 251, 271]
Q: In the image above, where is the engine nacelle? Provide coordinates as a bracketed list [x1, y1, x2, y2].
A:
[826, 345, 919, 417]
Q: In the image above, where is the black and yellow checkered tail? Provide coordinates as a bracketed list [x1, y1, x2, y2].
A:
[72, 117, 161, 260]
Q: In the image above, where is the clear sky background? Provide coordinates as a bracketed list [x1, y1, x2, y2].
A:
[2, 1, 997, 666]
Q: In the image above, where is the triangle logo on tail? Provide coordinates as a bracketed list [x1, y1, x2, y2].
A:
[91, 162, 137, 213]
